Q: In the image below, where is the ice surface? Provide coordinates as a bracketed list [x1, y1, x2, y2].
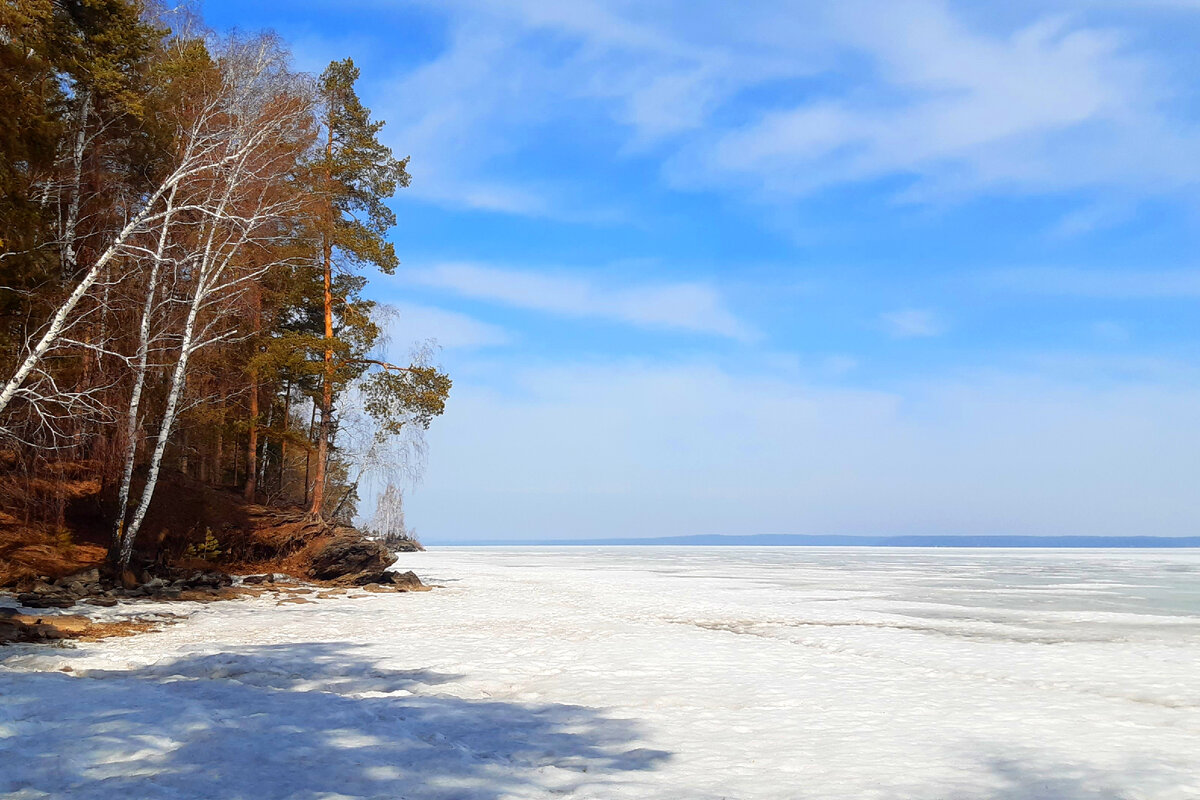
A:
[2, 547, 1199, 799]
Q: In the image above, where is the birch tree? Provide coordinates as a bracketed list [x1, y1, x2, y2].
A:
[0, 34, 282, 434]
[0, 0, 161, 417]
[112, 36, 314, 567]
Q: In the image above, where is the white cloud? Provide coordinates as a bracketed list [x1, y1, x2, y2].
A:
[404, 262, 757, 341]
[381, 302, 511, 352]
[880, 308, 946, 339]
[406, 358, 1200, 541]
[674, 2, 1200, 202]
[340, 0, 1200, 218]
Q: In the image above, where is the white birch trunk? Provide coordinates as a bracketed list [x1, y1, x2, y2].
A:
[0, 202, 157, 418]
[112, 186, 179, 551]
[61, 90, 91, 279]
[118, 279, 203, 566]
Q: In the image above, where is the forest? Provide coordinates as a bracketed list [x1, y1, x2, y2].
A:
[0, 0, 450, 575]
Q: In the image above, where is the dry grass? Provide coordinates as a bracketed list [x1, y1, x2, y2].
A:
[0, 526, 107, 585]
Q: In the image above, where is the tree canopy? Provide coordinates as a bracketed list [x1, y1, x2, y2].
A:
[0, 0, 451, 568]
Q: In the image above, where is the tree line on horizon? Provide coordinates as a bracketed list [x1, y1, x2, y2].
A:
[0, 0, 449, 568]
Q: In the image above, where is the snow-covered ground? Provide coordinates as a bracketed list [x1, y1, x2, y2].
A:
[2, 547, 1200, 799]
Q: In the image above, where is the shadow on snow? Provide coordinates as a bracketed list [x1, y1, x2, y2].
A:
[0, 642, 671, 800]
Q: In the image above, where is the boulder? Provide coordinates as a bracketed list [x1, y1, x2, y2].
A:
[17, 592, 75, 609]
[307, 533, 396, 582]
[57, 569, 100, 587]
[178, 571, 232, 589]
[387, 570, 428, 591]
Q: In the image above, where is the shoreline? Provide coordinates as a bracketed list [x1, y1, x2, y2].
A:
[0, 568, 431, 647]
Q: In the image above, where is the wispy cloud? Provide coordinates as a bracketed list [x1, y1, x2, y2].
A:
[672, 3, 1198, 204]
[880, 308, 945, 339]
[985, 267, 1200, 298]
[404, 262, 757, 341]
[382, 302, 512, 352]
[336, 0, 1200, 220]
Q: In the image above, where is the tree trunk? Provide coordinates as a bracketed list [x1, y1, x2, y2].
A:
[117, 285, 204, 568]
[0, 202, 157, 417]
[214, 403, 224, 484]
[309, 124, 336, 517]
[111, 186, 177, 559]
[62, 90, 91, 280]
[244, 376, 259, 500]
[244, 293, 262, 500]
[279, 378, 291, 491]
[257, 394, 273, 490]
[304, 400, 316, 507]
[0, 163, 177, 419]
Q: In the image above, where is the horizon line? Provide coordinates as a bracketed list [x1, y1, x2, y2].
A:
[425, 533, 1200, 549]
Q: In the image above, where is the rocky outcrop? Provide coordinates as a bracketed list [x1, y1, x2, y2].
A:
[388, 570, 427, 590]
[2, 476, 431, 606]
[13, 567, 233, 609]
[307, 533, 397, 584]
[362, 570, 430, 594]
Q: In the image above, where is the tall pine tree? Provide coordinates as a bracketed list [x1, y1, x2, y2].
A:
[308, 59, 448, 517]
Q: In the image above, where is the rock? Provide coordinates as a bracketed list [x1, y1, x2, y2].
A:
[386, 570, 428, 591]
[81, 597, 119, 607]
[58, 568, 100, 587]
[307, 533, 396, 582]
[144, 578, 167, 590]
[178, 571, 232, 589]
[0, 618, 65, 643]
[32, 623, 66, 640]
[270, 573, 293, 583]
[121, 569, 139, 590]
[241, 574, 270, 585]
[17, 592, 75, 609]
[74, 568, 101, 584]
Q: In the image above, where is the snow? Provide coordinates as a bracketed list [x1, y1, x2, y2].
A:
[2, 547, 1200, 799]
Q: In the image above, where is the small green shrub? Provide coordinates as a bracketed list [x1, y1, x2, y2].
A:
[185, 528, 222, 561]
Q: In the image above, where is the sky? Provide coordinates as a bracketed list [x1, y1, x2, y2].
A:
[199, 0, 1200, 542]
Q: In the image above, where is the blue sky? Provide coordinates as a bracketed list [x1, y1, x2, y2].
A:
[201, 0, 1200, 541]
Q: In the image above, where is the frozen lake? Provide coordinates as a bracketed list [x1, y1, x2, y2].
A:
[3, 547, 1199, 799]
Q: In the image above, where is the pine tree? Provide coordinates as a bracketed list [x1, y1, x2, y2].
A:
[307, 58, 419, 517]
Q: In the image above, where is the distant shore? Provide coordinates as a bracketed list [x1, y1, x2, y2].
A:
[436, 533, 1200, 548]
